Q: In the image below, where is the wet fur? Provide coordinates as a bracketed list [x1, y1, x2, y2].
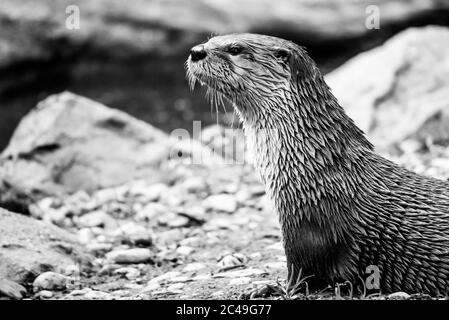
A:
[186, 34, 449, 295]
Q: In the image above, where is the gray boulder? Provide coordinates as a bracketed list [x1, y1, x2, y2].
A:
[0, 208, 89, 286]
[327, 26, 449, 150]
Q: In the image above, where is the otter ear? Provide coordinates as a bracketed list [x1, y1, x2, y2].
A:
[274, 47, 291, 63]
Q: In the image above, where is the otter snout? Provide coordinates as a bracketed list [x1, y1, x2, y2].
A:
[190, 44, 207, 61]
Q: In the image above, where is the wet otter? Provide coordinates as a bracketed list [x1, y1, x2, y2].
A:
[186, 34, 449, 295]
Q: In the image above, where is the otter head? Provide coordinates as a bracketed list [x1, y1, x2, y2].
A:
[186, 33, 320, 119]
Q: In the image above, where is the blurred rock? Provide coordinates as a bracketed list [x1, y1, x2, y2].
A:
[214, 268, 267, 278]
[388, 291, 411, 299]
[204, 194, 238, 213]
[0, 279, 27, 299]
[33, 272, 68, 292]
[0, 208, 90, 284]
[327, 26, 449, 150]
[0, 92, 170, 196]
[105, 248, 153, 264]
[218, 253, 248, 269]
[0, 92, 221, 208]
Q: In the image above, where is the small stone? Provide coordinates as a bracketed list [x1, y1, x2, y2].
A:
[114, 267, 141, 280]
[36, 290, 54, 299]
[388, 292, 411, 300]
[399, 139, 423, 154]
[166, 216, 190, 228]
[167, 283, 185, 292]
[181, 176, 208, 193]
[87, 242, 113, 253]
[183, 263, 207, 272]
[176, 246, 195, 256]
[70, 288, 90, 296]
[229, 277, 252, 286]
[211, 291, 225, 298]
[78, 228, 94, 244]
[156, 229, 184, 245]
[131, 183, 168, 202]
[115, 222, 153, 246]
[136, 203, 168, 221]
[235, 190, 251, 203]
[33, 272, 68, 292]
[180, 236, 202, 247]
[214, 268, 268, 278]
[0, 279, 27, 299]
[98, 264, 122, 276]
[83, 290, 112, 300]
[218, 253, 247, 268]
[77, 210, 114, 228]
[106, 248, 152, 264]
[204, 194, 238, 213]
[143, 282, 161, 292]
[250, 252, 262, 260]
[181, 206, 206, 222]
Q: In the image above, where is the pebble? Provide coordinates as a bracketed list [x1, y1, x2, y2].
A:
[180, 236, 202, 247]
[250, 252, 262, 260]
[106, 248, 152, 264]
[229, 277, 252, 286]
[0, 279, 27, 299]
[211, 291, 225, 298]
[83, 290, 112, 300]
[388, 292, 411, 300]
[87, 242, 113, 253]
[181, 176, 208, 193]
[166, 216, 190, 228]
[214, 268, 267, 278]
[78, 228, 95, 244]
[180, 206, 206, 222]
[76, 210, 113, 228]
[143, 282, 161, 292]
[33, 272, 68, 291]
[167, 283, 185, 292]
[204, 194, 238, 213]
[176, 246, 195, 256]
[218, 253, 248, 268]
[136, 202, 168, 221]
[36, 290, 54, 299]
[70, 289, 90, 296]
[131, 183, 168, 202]
[264, 262, 286, 270]
[114, 267, 141, 280]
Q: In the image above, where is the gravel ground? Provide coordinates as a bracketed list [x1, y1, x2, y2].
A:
[23, 145, 449, 300]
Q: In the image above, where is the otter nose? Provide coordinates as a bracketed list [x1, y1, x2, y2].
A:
[190, 45, 207, 61]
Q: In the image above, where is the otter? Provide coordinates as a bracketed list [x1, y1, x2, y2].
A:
[186, 34, 449, 296]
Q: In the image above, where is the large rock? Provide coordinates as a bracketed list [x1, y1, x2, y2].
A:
[0, 92, 221, 209]
[0, 208, 90, 285]
[0, 92, 170, 195]
[327, 26, 449, 150]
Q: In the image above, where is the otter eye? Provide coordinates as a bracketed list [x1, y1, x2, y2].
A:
[227, 45, 244, 56]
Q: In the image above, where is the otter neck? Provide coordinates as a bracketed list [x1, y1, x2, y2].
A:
[238, 75, 374, 277]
